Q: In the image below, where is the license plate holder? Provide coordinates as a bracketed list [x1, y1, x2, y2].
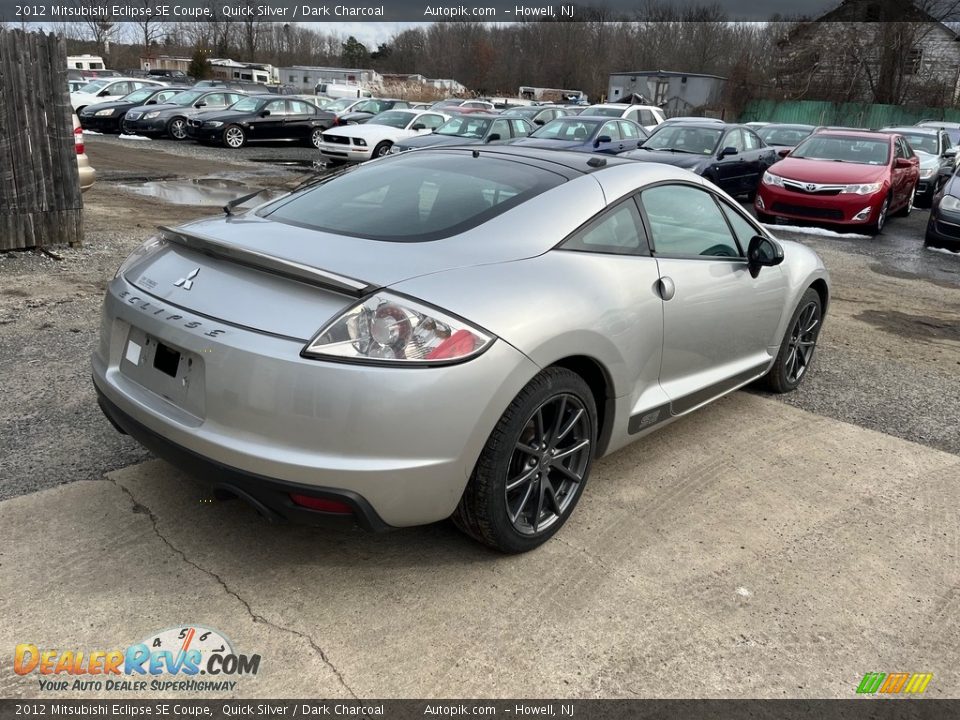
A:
[120, 328, 205, 417]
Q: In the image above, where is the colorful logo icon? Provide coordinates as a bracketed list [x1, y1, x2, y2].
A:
[856, 672, 933, 694]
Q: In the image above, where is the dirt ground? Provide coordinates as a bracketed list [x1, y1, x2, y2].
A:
[0, 135, 958, 503]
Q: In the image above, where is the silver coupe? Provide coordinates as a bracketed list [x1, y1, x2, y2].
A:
[93, 147, 829, 553]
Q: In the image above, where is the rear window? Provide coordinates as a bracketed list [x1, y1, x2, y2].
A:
[261, 154, 565, 242]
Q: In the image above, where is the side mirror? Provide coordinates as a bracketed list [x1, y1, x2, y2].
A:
[534, 119, 545, 126]
[412, 123, 426, 131]
[259, 109, 271, 117]
[594, 135, 612, 148]
[637, 140, 645, 148]
[747, 235, 784, 278]
[777, 148, 790, 158]
[719, 146, 738, 158]
[894, 157, 912, 169]
[195, 101, 206, 108]
[146, 100, 156, 105]
[945, 147, 957, 158]
[486, 133, 501, 143]
[98, 90, 110, 97]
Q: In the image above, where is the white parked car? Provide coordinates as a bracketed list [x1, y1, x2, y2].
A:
[580, 103, 666, 132]
[70, 78, 166, 113]
[317, 109, 449, 162]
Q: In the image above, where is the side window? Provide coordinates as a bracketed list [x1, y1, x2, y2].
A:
[418, 114, 445, 129]
[511, 119, 531, 137]
[724, 129, 745, 153]
[639, 109, 656, 126]
[641, 185, 740, 258]
[744, 130, 761, 150]
[288, 100, 312, 114]
[227, 93, 243, 106]
[619, 121, 639, 140]
[203, 93, 227, 108]
[562, 199, 646, 256]
[718, 200, 760, 254]
[600, 121, 621, 141]
[490, 119, 511, 140]
[266, 100, 287, 116]
[901, 138, 914, 158]
[894, 139, 905, 159]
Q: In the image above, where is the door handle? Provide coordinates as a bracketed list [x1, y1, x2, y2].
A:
[657, 276, 676, 301]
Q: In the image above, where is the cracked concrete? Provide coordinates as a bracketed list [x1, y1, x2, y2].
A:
[1, 393, 959, 698]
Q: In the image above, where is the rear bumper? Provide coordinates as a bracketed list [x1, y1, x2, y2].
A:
[79, 115, 122, 133]
[95, 385, 389, 530]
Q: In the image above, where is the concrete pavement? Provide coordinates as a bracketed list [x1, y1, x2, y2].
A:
[2, 393, 958, 699]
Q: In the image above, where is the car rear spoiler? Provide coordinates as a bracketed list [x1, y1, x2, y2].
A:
[157, 226, 376, 298]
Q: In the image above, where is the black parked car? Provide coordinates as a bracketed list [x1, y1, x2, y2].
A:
[185, 95, 335, 149]
[333, 98, 411, 125]
[925, 165, 960, 250]
[754, 123, 817, 155]
[123, 89, 247, 140]
[620, 121, 777, 198]
[78, 86, 188, 133]
[390, 114, 533, 153]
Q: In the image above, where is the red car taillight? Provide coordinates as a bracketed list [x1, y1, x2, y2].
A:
[74, 125, 84, 155]
[289, 493, 353, 514]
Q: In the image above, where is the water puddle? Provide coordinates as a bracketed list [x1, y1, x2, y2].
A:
[249, 158, 330, 170]
[116, 178, 285, 207]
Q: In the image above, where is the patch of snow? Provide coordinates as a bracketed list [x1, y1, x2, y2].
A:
[735, 586, 752, 598]
[763, 223, 871, 240]
[119, 134, 150, 141]
[925, 245, 960, 256]
[81, 130, 102, 135]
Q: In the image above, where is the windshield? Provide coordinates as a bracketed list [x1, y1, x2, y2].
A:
[166, 90, 206, 107]
[503, 107, 539, 118]
[581, 106, 622, 117]
[326, 98, 357, 112]
[893, 132, 939, 155]
[121, 87, 159, 104]
[791, 134, 891, 165]
[436, 116, 493, 138]
[262, 154, 564, 241]
[532, 118, 602, 140]
[77, 80, 108, 94]
[369, 111, 416, 129]
[353, 100, 395, 114]
[757, 126, 813, 147]
[644, 126, 723, 154]
[228, 96, 264, 113]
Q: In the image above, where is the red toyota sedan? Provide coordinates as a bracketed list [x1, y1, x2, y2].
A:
[755, 130, 919, 233]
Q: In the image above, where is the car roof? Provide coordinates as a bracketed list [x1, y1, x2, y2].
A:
[418, 145, 638, 176]
[815, 129, 895, 140]
[653, 120, 734, 129]
[760, 123, 816, 130]
[880, 126, 939, 135]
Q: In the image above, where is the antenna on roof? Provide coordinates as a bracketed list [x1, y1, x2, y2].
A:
[587, 157, 606, 168]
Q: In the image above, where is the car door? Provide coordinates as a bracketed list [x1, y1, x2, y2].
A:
[510, 119, 533, 138]
[639, 183, 788, 411]
[558, 198, 667, 432]
[741, 128, 770, 195]
[249, 99, 287, 139]
[488, 119, 511, 143]
[196, 92, 230, 113]
[617, 120, 643, 152]
[713, 129, 750, 194]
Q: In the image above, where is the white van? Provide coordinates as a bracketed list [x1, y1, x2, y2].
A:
[315, 82, 373, 100]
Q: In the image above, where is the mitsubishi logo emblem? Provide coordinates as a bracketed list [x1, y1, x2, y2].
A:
[174, 268, 200, 290]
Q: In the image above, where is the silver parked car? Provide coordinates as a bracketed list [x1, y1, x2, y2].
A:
[93, 148, 829, 553]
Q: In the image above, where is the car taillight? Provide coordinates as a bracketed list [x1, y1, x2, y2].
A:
[289, 494, 353, 514]
[74, 126, 84, 155]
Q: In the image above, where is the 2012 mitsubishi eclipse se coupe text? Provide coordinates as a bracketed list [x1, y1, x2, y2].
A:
[93, 148, 830, 553]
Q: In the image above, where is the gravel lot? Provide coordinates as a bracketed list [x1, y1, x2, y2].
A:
[1, 133, 958, 502]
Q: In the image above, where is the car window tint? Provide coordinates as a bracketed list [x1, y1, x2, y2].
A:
[490, 119, 511, 140]
[744, 130, 761, 150]
[717, 201, 759, 255]
[639, 110, 656, 126]
[204, 93, 227, 107]
[288, 100, 312, 114]
[264, 154, 565, 241]
[562, 200, 646, 256]
[266, 100, 287, 115]
[600, 121, 621, 141]
[641, 185, 740, 258]
[725, 129, 745, 152]
[511, 119, 531, 137]
[619, 121, 640, 139]
[418, 114, 446, 129]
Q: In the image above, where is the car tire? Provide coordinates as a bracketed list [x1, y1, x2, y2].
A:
[896, 185, 916, 217]
[453, 367, 597, 553]
[309, 127, 324, 149]
[761, 288, 822, 394]
[223, 125, 246, 149]
[166, 117, 188, 141]
[372, 141, 392, 158]
[868, 195, 890, 235]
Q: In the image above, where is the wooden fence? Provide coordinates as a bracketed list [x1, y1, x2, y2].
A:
[0, 30, 83, 250]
